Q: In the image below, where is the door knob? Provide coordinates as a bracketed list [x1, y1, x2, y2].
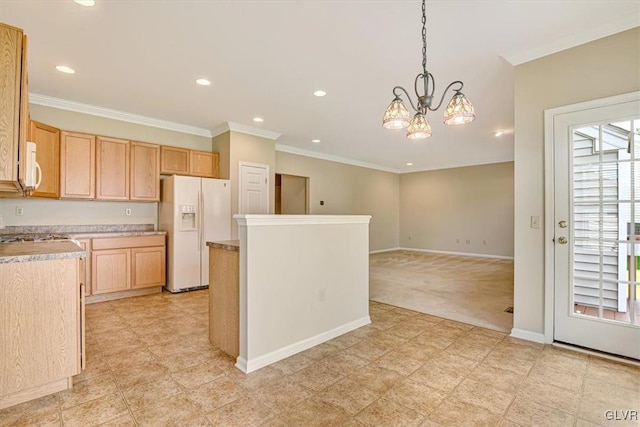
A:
[558, 236, 567, 244]
[558, 220, 567, 228]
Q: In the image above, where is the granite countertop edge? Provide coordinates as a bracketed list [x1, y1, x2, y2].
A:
[206, 240, 240, 251]
[68, 231, 167, 239]
[0, 241, 87, 264]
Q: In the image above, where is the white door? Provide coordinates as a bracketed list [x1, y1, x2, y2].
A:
[552, 94, 640, 359]
[239, 162, 269, 214]
[200, 178, 231, 286]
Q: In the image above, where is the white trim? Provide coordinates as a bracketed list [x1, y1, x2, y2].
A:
[212, 121, 281, 140]
[399, 247, 513, 260]
[510, 328, 548, 344]
[543, 91, 640, 345]
[275, 144, 401, 174]
[235, 316, 371, 373]
[235, 214, 372, 226]
[551, 342, 640, 367]
[29, 93, 212, 137]
[369, 247, 401, 254]
[502, 16, 640, 66]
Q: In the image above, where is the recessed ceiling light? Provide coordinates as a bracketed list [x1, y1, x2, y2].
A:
[406, 162, 413, 166]
[313, 90, 327, 97]
[74, 0, 95, 6]
[253, 117, 264, 123]
[56, 65, 75, 74]
[195, 78, 211, 86]
[494, 130, 504, 137]
[312, 139, 321, 143]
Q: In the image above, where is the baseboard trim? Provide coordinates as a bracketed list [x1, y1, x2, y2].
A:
[399, 247, 514, 260]
[369, 247, 401, 254]
[510, 328, 546, 344]
[235, 316, 371, 373]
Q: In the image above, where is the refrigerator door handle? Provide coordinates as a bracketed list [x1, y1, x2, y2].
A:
[199, 190, 204, 252]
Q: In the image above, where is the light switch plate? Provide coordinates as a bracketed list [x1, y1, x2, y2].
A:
[15, 207, 23, 216]
[531, 215, 540, 229]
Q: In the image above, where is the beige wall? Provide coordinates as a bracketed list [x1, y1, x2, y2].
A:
[514, 28, 640, 336]
[212, 131, 231, 180]
[30, 104, 212, 150]
[275, 151, 400, 252]
[281, 174, 307, 214]
[400, 162, 514, 257]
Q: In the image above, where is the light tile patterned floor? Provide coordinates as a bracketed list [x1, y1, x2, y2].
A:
[370, 251, 514, 332]
[1, 290, 639, 426]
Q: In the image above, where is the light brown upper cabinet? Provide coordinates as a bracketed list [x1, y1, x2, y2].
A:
[160, 146, 190, 175]
[30, 121, 60, 198]
[96, 136, 130, 200]
[190, 150, 219, 178]
[130, 141, 160, 201]
[0, 24, 27, 194]
[60, 131, 96, 199]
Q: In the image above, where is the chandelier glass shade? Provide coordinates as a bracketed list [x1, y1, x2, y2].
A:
[382, 98, 411, 130]
[382, 0, 475, 139]
[406, 113, 432, 139]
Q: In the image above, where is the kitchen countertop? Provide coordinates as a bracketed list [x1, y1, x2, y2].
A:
[207, 240, 240, 251]
[0, 240, 86, 264]
[68, 231, 166, 239]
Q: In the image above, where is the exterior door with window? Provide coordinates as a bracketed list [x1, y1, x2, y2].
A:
[553, 94, 640, 359]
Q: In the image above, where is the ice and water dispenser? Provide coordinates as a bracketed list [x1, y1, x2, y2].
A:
[179, 205, 197, 231]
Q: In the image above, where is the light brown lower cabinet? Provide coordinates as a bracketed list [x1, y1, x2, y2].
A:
[0, 257, 82, 410]
[91, 235, 165, 296]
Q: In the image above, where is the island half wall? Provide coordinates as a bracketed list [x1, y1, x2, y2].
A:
[234, 214, 371, 373]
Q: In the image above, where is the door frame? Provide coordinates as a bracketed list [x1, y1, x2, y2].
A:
[238, 161, 270, 214]
[543, 91, 640, 344]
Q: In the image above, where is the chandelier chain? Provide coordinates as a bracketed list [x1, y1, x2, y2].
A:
[421, 0, 427, 75]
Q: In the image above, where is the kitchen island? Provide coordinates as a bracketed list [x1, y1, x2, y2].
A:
[0, 240, 85, 409]
[208, 215, 371, 373]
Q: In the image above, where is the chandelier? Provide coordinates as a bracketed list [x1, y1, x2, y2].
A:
[382, 0, 476, 139]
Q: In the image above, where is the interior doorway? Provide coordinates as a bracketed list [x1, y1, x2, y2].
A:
[275, 174, 309, 214]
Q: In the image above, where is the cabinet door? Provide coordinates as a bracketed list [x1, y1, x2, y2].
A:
[160, 146, 189, 175]
[130, 141, 160, 201]
[91, 249, 130, 294]
[190, 150, 218, 178]
[30, 120, 60, 198]
[131, 246, 166, 289]
[76, 239, 91, 295]
[96, 136, 130, 200]
[60, 131, 96, 199]
[0, 24, 23, 193]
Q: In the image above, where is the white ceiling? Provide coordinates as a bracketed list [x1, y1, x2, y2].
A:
[1, 1, 638, 173]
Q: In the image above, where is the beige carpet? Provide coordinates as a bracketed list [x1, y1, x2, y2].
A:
[370, 250, 514, 333]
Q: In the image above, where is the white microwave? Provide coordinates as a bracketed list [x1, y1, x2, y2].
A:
[24, 141, 42, 191]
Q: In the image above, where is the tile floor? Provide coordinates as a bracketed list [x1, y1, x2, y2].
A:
[1, 290, 639, 427]
[370, 251, 514, 332]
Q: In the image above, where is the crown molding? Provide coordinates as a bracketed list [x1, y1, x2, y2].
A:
[211, 121, 281, 140]
[502, 16, 640, 65]
[275, 144, 401, 174]
[29, 93, 212, 138]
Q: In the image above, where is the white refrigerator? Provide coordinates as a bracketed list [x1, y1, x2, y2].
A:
[158, 175, 231, 292]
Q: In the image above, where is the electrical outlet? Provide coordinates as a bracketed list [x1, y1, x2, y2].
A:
[408, 236, 412, 240]
[15, 207, 23, 216]
[483, 240, 487, 246]
[465, 239, 470, 244]
[125, 208, 132, 216]
[456, 239, 460, 244]
[319, 288, 326, 302]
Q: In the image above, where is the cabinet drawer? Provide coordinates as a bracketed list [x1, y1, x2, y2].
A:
[92, 235, 165, 250]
